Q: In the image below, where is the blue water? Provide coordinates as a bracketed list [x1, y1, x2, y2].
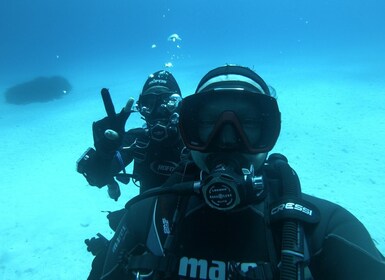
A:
[0, 1, 384, 279]
[1, 0, 384, 87]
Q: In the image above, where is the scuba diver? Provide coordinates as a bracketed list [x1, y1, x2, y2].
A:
[85, 65, 385, 279]
[76, 70, 186, 255]
[77, 70, 185, 199]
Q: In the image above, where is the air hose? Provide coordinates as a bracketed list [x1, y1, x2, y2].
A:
[124, 181, 199, 209]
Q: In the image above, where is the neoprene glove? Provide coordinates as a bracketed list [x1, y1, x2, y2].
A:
[92, 89, 134, 157]
[80, 150, 115, 187]
[85, 233, 109, 256]
[92, 108, 129, 155]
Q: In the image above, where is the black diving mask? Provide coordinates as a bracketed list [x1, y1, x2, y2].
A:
[179, 89, 281, 154]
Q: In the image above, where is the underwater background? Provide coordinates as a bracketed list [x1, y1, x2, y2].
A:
[0, 0, 384, 279]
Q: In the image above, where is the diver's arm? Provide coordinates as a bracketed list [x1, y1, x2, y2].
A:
[76, 147, 115, 188]
[310, 233, 385, 279]
[305, 195, 385, 279]
[109, 128, 144, 174]
[80, 128, 142, 187]
[78, 94, 134, 187]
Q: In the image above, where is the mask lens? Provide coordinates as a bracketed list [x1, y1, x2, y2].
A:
[139, 95, 158, 116]
[198, 98, 261, 152]
[180, 90, 280, 153]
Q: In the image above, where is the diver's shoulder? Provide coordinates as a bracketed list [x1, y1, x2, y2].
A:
[302, 193, 361, 227]
[303, 193, 344, 213]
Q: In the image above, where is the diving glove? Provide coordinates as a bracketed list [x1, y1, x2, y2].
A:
[85, 233, 109, 256]
[92, 88, 134, 157]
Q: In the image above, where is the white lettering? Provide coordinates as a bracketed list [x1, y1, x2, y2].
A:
[209, 260, 225, 280]
[162, 218, 170, 234]
[157, 165, 175, 172]
[179, 257, 208, 278]
[271, 203, 313, 216]
[112, 225, 127, 253]
[179, 257, 256, 279]
[149, 79, 167, 85]
[151, 161, 177, 175]
[285, 202, 294, 210]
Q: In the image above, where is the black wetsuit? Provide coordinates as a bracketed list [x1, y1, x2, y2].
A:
[113, 127, 186, 193]
[89, 160, 385, 280]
